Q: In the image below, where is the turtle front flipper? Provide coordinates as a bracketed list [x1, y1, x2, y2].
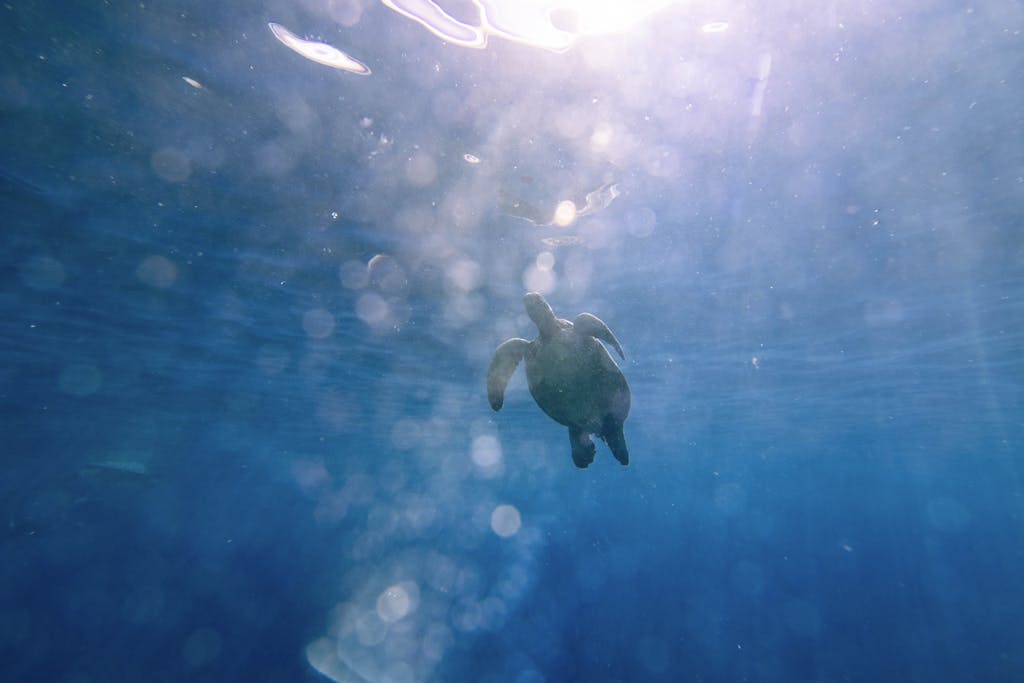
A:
[569, 426, 596, 469]
[487, 338, 530, 411]
[573, 312, 624, 359]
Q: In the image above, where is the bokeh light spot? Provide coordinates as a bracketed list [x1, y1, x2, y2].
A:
[150, 147, 191, 183]
[181, 627, 222, 668]
[357, 292, 392, 329]
[302, 307, 336, 339]
[730, 560, 766, 596]
[490, 504, 521, 538]
[256, 344, 290, 375]
[522, 265, 556, 295]
[626, 206, 657, 238]
[516, 670, 545, 683]
[535, 251, 555, 271]
[315, 392, 355, 432]
[376, 581, 420, 623]
[355, 609, 388, 646]
[713, 483, 747, 516]
[590, 124, 613, 151]
[783, 599, 822, 638]
[20, 255, 65, 290]
[446, 258, 482, 293]
[636, 635, 671, 673]
[136, 255, 177, 289]
[926, 497, 971, 533]
[58, 363, 102, 396]
[291, 459, 331, 491]
[471, 438, 503, 471]
[406, 152, 438, 187]
[121, 585, 165, 625]
[390, 418, 422, 450]
[339, 259, 370, 289]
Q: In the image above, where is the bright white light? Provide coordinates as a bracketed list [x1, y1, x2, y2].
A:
[382, 0, 682, 53]
[552, 200, 577, 227]
[554, 0, 677, 36]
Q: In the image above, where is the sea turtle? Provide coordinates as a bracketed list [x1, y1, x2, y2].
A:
[487, 292, 631, 469]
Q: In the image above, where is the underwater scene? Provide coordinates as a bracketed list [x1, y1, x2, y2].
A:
[2, 1, 1022, 681]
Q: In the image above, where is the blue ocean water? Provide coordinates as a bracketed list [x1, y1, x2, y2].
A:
[2, 1, 1023, 681]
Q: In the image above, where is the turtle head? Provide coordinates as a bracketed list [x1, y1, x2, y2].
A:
[524, 292, 558, 335]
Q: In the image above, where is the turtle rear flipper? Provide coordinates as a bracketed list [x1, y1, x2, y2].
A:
[569, 427, 596, 469]
[602, 416, 630, 466]
[487, 338, 530, 411]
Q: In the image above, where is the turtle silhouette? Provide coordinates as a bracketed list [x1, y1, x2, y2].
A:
[487, 292, 631, 468]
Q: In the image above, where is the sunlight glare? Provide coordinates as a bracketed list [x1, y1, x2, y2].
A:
[552, 200, 577, 227]
[382, 0, 682, 52]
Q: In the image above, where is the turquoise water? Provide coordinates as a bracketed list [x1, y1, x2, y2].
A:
[2, 1, 1023, 681]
